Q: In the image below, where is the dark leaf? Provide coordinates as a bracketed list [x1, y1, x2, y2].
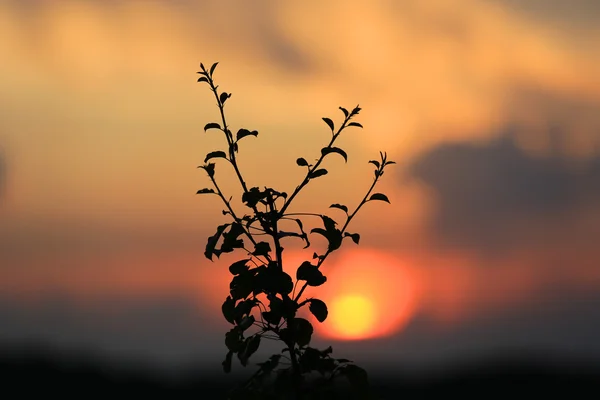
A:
[222, 351, 233, 373]
[242, 187, 267, 208]
[344, 232, 360, 245]
[238, 314, 255, 331]
[257, 268, 294, 296]
[296, 157, 309, 167]
[220, 223, 246, 253]
[220, 92, 230, 104]
[368, 193, 390, 203]
[201, 163, 216, 178]
[321, 147, 348, 162]
[296, 261, 327, 286]
[262, 311, 281, 325]
[293, 318, 313, 347]
[341, 364, 369, 391]
[309, 169, 328, 179]
[329, 203, 348, 213]
[229, 259, 250, 275]
[322, 117, 334, 132]
[209, 61, 218, 76]
[368, 160, 380, 169]
[299, 347, 321, 372]
[320, 215, 337, 231]
[204, 151, 227, 163]
[257, 354, 281, 374]
[351, 105, 361, 115]
[385, 160, 397, 166]
[205, 223, 229, 260]
[236, 128, 258, 141]
[234, 298, 257, 324]
[200, 62, 205, 71]
[196, 188, 215, 194]
[225, 327, 243, 352]
[222, 296, 236, 324]
[197, 76, 208, 83]
[308, 299, 328, 322]
[230, 272, 254, 300]
[204, 122, 221, 132]
[347, 122, 363, 128]
[252, 241, 271, 258]
[339, 107, 349, 118]
[239, 335, 261, 366]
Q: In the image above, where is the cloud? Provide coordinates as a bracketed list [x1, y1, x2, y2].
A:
[487, 0, 600, 31]
[408, 131, 600, 253]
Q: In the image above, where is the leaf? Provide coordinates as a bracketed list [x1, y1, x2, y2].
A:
[238, 314, 255, 331]
[309, 169, 328, 179]
[293, 318, 313, 347]
[205, 223, 229, 260]
[204, 122, 221, 132]
[344, 232, 360, 245]
[201, 163, 215, 178]
[220, 223, 246, 253]
[234, 298, 257, 324]
[368, 160, 380, 169]
[322, 117, 334, 132]
[236, 128, 258, 141]
[329, 203, 348, 213]
[296, 261, 327, 286]
[239, 335, 261, 366]
[369, 193, 390, 204]
[204, 151, 227, 163]
[308, 299, 328, 322]
[209, 61, 218, 76]
[225, 327, 243, 352]
[196, 188, 215, 194]
[229, 259, 250, 275]
[351, 105, 362, 115]
[296, 157, 309, 167]
[222, 351, 233, 373]
[222, 296, 236, 324]
[347, 122, 363, 128]
[230, 271, 254, 300]
[341, 364, 369, 392]
[321, 147, 348, 163]
[252, 241, 271, 258]
[197, 76, 208, 83]
[385, 160, 397, 166]
[257, 268, 293, 296]
[220, 92, 230, 104]
[339, 107, 349, 118]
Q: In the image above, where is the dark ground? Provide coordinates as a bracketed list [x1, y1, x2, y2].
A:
[2, 343, 599, 398]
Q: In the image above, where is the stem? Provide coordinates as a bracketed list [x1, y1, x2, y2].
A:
[294, 173, 381, 303]
[279, 115, 352, 216]
[208, 174, 258, 247]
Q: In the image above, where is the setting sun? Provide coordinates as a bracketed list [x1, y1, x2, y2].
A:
[329, 294, 377, 339]
[308, 249, 420, 341]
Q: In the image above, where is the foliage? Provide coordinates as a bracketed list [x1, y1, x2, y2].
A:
[196, 62, 395, 399]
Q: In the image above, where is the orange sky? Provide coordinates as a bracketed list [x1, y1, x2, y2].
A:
[1, 0, 600, 350]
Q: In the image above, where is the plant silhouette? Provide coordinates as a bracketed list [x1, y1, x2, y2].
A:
[196, 62, 395, 399]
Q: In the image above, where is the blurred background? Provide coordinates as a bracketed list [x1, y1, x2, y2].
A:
[1, 0, 600, 395]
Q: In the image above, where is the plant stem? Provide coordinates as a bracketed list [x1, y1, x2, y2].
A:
[293, 173, 381, 303]
[279, 116, 352, 216]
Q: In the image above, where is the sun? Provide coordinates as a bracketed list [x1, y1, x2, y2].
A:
[307, 249, 419, 341]
[329, 294, 377, 339]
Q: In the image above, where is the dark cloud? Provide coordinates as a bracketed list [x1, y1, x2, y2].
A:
[408, 131, 600, 252]
[487, 0, 600, 31]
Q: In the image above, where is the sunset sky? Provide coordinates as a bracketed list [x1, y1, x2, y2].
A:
[1, 0, 600, 376]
